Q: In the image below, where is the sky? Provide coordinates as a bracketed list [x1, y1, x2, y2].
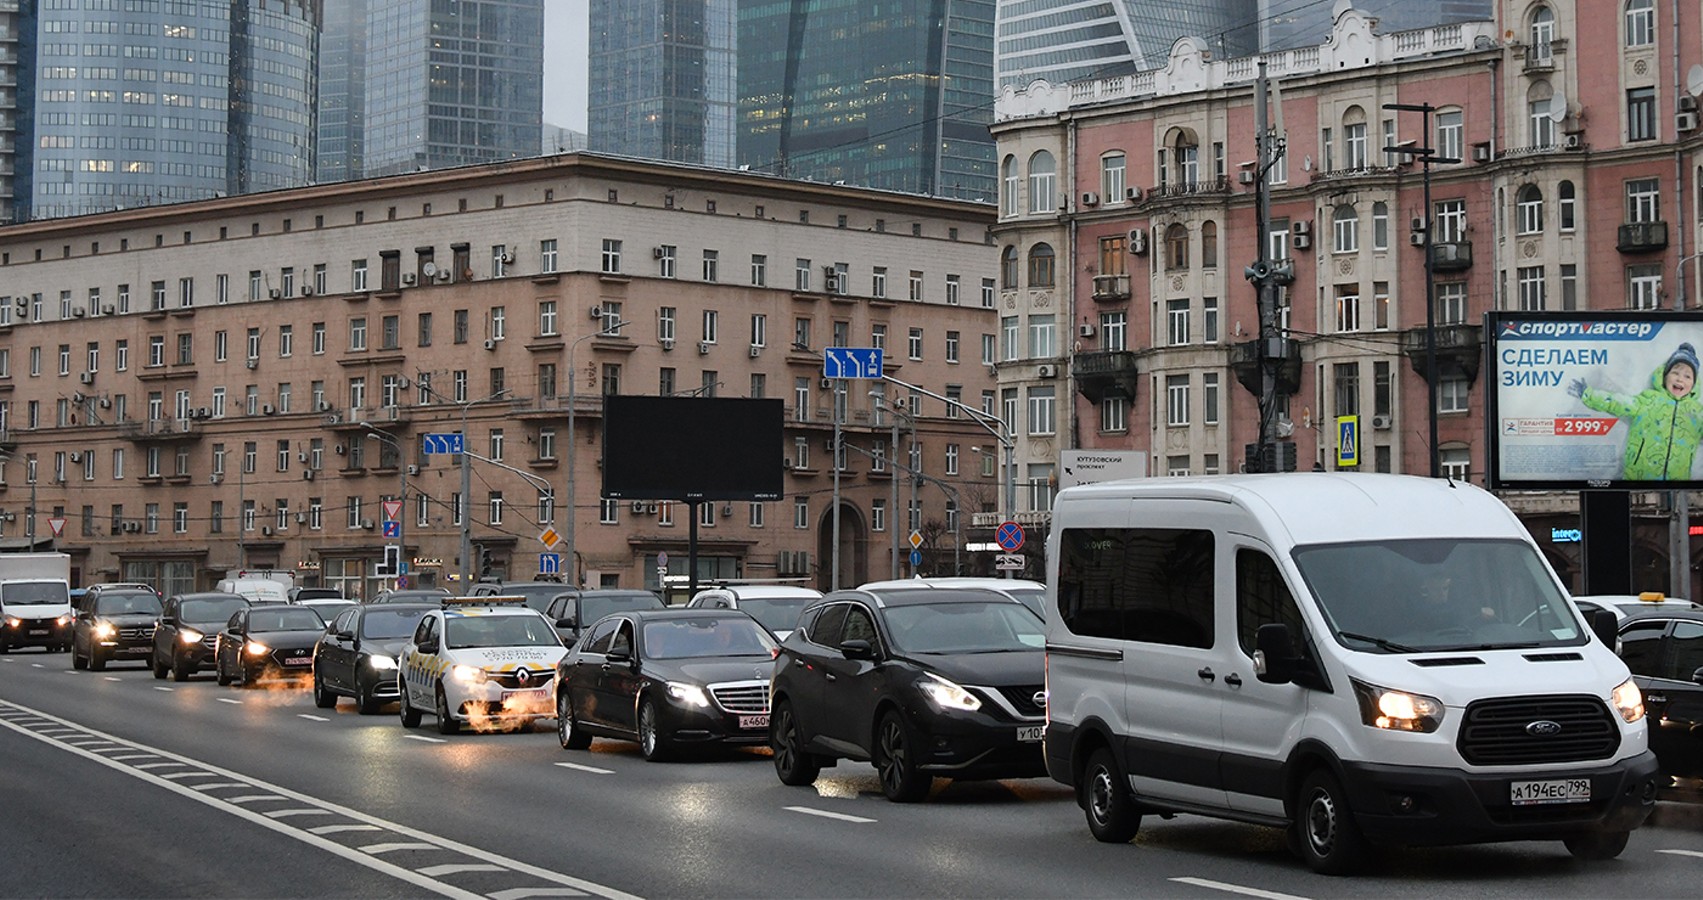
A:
[542, 0, 590, 132]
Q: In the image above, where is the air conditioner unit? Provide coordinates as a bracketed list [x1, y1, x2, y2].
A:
[484, 338, 496, 350]
[1291, 220, 1311, 236]
[630, 500, 645, 513]
[297, 512, 308, 524]
[261, 525, 273, 536]
[69, 452, 81, 463]
[72, 308, 85, 318]
[1683, 95, 1700, 113]
[1371, 414, 1393, 430]
[406, 464, 419, 475]
[1124, 186, 1143, 202]
[1079, 324, 1096, 338]
[102, 305, 115, 315]
[1293, 233, 1312, 250]
[644, 502, 657, 514]
[268, 289, 282, 299]
[589, 305, 604, 320]
[659, 337, 674, 351]
[698, 341, 712, 355]
[124, 522, 141, 533]
[501, 252, 515, 265]
[301, 287, 314, 297]
[1037, 364, 1057, 379]
[1237, 171, 1257, 185]
[1680, 112, 1700, 133]
[79, 372, 94, 384]
[748, 344, 763, 358]
[316, 401, 331, 412]
[197, 407, 209, 419]
[721, 504, 732, 518]
[1128, 229, 1148, 254]
[361, 518, 374, 530]
[264, 404, 278, 416]
[1562, 132, 1583, 150]
[246, 358, 258, 369]
[402, 273, 417, 285]
[1410, 216, 1426, 233]
[1080, 191, 1099, 207]
[1409, 232, 1426, 247]
[652, 246, 667, 259]
[436, 269, 452, 282]
[819, 377, 833, 390]
[1471, 142, 1492, 163]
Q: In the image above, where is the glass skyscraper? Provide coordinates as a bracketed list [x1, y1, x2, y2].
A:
[588, 0, 736, 168]
[362, 0, 544, 178]
[738, 0, 996, 202]
[23, 0, 320, 221]
[316, 0, 366, 184]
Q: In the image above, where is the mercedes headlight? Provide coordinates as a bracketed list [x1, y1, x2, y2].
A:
[450, 664, 487, 684]
[366, 653, 397, 670]
[666, 681, 711, 708]
[918, 672, 982, 713]
[1612, 678, 1645, 724]
[92, 621, 116, 639]
[180, 628, 204, 644]
[1353, 680, 1444, 733]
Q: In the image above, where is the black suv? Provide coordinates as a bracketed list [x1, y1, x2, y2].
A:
[468, 580, 573, 615]
[544, 589, 667, 645]
[769, 586, 1048, 802]
[1618, 609, 1703, 781]
[71, 589, 162, 670]
[313, 603, 435, 713]
[152, 592, 249, 682]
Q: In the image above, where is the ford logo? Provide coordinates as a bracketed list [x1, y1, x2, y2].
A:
[1525, 719, 1562, 736]
[1032, 691, 1048, 708]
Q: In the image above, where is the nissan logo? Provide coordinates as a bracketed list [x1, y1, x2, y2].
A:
[1032, 691, 1048, 708]
[515, 667, 531, 686]
[1525, 719, 1562, 736]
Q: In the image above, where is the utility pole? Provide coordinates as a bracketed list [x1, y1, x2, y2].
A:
[1241, 63, 1295, 472]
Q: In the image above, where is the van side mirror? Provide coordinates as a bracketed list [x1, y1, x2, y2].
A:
[1253, 623, 1297, 685]
[1588, 609, 1619, 648]
[840, 639, 876, 661]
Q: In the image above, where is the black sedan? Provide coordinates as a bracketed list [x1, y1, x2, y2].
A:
[313, 603, 435, 713]
[1617, 608, 1703, 781]
[555, 609, 778, 761]
[769, 587, 1047, 802]
[153, 593, 250, 682]
[214, 605, 328, 687]
[71, 589, 162, 671]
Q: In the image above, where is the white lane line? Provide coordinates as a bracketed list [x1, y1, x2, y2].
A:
[363, 842, 442, 854]
[309, 824, 384, 836]
[553, 762, 615, 775]
[226, 795, 288, 804]
[30, 663, 43, 668]
[154, 686, 175, 692]
[135, 762, 186, 771]
[104, 677, 121, 682]
[782, 806, 876, 824]
[190, 782, 250, 792]
[1659, 849, 1703, 859]
[298, 714, 329, 722]
[489, 890, 588, 900]
[159, 772, 222, 781]
[262, 808, 334, 819]
[404, 734, 446, 744]
[417, 864, 508, 877]
[217, 698, 244, 705]
[1169, 877, 1311, 900]
[109, 754, 156, 762]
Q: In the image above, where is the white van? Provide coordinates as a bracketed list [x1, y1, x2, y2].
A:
[1043, 473, 1658, 873]
[216, 578, 289, 605]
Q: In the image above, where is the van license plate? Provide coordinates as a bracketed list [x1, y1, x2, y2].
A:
[1016, 725, 1044, 743]
[1510, 778, 1590, 806]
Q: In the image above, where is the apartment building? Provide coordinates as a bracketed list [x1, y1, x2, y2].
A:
[991, 1, 1699, 593]
[0, 152, 999, 596]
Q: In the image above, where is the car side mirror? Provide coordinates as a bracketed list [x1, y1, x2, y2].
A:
[418, 638, 439, 654]
[160, 615, 176, 626]
[1589, 609, 1619, 647]
[1693, 666, 1703, 687]
[337, 630, 355, 641]
[1253, 623, 1297, 685]
[840, 639, 876, 661]
[607, 645, 632, 663]
[556, 617, 577, 630]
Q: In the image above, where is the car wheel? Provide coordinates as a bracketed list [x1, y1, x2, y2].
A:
[638, 698, 671, 762]
[88, 648, 106, 672]
[215, 655, 232, 686]
[152, 650, 167, 680]
[72, 642, 88, 670]
[171, 651, 192, 683]
[356, 682, 381, 715]
[874, 710, 932, 803]
[434, 684, 460, 735]
[1564, 829, 1631, 861]
[1292, 768, 1369, 875]
[398, 680, 421, 728]
[770, 700, 820, 787]
[1082, 747, 1141, 843]
[312, 668, 337, 709]
[557, 691, 591, 750]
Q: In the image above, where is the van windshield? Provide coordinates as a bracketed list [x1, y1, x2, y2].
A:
[1291, 538, 1586, 653]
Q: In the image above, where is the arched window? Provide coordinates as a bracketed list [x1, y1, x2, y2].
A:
[1529, 6, 1555, 62]
[1000, 245, 1019, 289]
[1027, 243, 1055, 287]
[1527, 81, 1556, 148]
[1000, 155, 1018, 217]
[1201, 221, 1218, 268]
[1558, 181, 1576, 231]
[1165, 223, 1190, 270]
[1027, 151, 1056, 214]
[1332, 204, 1359, 254]
[1342, 106, 1368, 170]
[1516, 184, 1544, 234]
[1625, 0, 1654, 48]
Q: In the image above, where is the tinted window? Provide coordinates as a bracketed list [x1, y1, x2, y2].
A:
[810, 604, 849, 646]
[1236, 548, 1306, 658]
[94, 593, 162, 616]
[331, 608, 357, 634]
[642, 617, 777, 659]
[248, 608, 328, 631]
[1057, 527, 1215, 648]
[180, 597, 248, 624]
[611, 621, 635, 656]
[414, 616, 437, 645]
[735, 596, 814, 633]
[583, 618, 619, 654]
[1664, 621, 1703, 682]
[883, 601, 1044, 653]
[1619, 619, 1667, 676]
[361, 608, 429, 640]
[842, 605, 879, 644]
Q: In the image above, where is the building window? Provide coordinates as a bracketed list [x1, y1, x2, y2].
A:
[1628, 265, 1663, 309]
[1166, 300, 1190, 346]
[1344, 120, 1368, 170]
[1027, 243, 1055, 287]
[1529, 87, 1557, 148]
[540, 239, 558, 273]
[1435, 199, 1467, 242]
[1027, 386, 1056, 436]
[795, 258, 811, 292]
[1627, 177, 1661, 223]
[1439, 376, 1470, 414]
[1627, 87, 1656, 142]
[1371, 203, 1388, 250]
[1165, 224, 1189, 270]
[750, 254, 767, 286]
[1625, 0, 1654, 48]
[1203, 373, 1220, 425]
[1516, 185, 1544, 234]
[657, 245, 676, 278]
[1518, 266, 1547, 311]
[1028, 315, 1056, 358]
[1000, 154, 1018, 217]
[1000, 246, 1019, 289]
[1437, 282, 1467, 325]
[1332, 204, 1359, 253]
[1100, 396, 1127, 433]
[1101, 152, 1125, 202]
[1027, 150, 1056, 214]
[1165, 375, 1190, 426]
[1335, 287, 1360, 332]
[601, 239, 622, 273]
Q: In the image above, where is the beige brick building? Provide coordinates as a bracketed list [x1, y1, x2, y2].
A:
[0, 153, 1000, 598]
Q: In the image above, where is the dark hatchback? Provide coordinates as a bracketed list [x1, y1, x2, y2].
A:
[555, 609, 778, 761]
[214, 605, 328, 686]
[153, 593, 249, 682]
[71, 589, 162, 671]
[769, 587, 1047, 802]
[313, 603, 435, 713]
[1618, 608, 1703, 781]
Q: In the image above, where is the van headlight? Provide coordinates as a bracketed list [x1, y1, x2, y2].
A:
[1353, 680, 1444, 733]
[450, 664, 487, 684]
[918, 672, 982, 713]
[56, 614, 72, 626]
[1611, 678, 1645, 724]
[665, 681, 711, 708]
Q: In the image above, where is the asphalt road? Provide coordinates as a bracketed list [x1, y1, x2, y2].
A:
[4, 645, 1703, 899]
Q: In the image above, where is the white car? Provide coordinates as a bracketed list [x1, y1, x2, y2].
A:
[857, 576, 1047, 619]
[685, 583, 823, 639]
[398, 597, 567, 735]
[1573, 592, 1699, 622]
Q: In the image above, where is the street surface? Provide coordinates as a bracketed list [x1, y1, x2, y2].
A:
[3, 647, 1702, 899]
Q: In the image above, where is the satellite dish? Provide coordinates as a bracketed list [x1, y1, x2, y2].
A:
[421, 261, 438, 278]
[1688, 63, 1703, 97]
[1547, 92, 1568, 123]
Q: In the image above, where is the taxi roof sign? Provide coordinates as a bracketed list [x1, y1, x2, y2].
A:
[442, 594, 528, 608]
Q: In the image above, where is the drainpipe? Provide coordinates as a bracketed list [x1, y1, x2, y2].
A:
[1487, 57, 1499, 310]
[1671, 0, 1691, 600]
[1066, 114, 1080, 453]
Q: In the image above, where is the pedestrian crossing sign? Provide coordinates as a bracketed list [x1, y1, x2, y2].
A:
[1336, 415, 1360, 467]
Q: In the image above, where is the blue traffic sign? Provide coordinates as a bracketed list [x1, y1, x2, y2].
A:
[996, 521, 1026, 553]
[1336, 416, 1360, 468]
[382, 521, 400, 538]
[539, 552, 560, 575]
[908, 549, 922, 568]
[823, 347, 884, 380]
[422, 432, 464, 455]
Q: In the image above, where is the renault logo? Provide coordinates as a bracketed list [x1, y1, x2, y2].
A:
[1032, 691, 1048, 708]
[1525, 719, 1562, 736]
[515, 667, 531, 686]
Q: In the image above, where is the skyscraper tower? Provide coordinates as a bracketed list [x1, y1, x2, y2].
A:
[588, 0, 737, 168]
[316, 0, 368, 184]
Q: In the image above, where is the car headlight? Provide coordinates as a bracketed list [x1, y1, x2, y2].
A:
[92, 621, 116, 639]
[1352, 680, 1444, 733]
[180, 628, 204, 644]
[366, 653, 397, 670]
[450, 664, 487, 684]
[918, 671, 982, 713]
[245, 640, 271, 657]
[1612, 677, 1645, 724]
[665, 681, 711, 708]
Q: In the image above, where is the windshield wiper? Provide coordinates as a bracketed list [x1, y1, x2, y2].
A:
[1338, 631, 1420, 653]
[1431, 641, 1543, 652]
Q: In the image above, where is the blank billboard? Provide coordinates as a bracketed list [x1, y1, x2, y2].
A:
[601, 396, 785, 501]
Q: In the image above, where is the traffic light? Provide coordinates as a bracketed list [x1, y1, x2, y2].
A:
[477, 547, 493, 580]
[381, 544, 401, 577]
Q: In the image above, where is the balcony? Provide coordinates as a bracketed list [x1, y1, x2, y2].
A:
[120, 418, 199, 443]
[1071, 351, 1140, 403]
[1147, 178, 1230, 201]
[1618, 221, 1668, 254]
[1401, 323, 1483, 384]
[325, 406, 411, 429]
[1522, 43, 1553, 72]
[1430, 240, 1472, 273]
[1229, 339, 1303, 397]
[1091, 274, 1130, 302]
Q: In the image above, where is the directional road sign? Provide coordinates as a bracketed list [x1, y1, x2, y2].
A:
[539, 553, 561, 576]
[823, 347, 884, 380]
[382, 521, 400, 538]
[909, 549, 922, 568]
[996, 521, 1026, 553]
[1336, 415, 1360, 468]
[422, 432, 464, 455]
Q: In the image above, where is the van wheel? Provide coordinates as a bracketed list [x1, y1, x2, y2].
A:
[874, 711, 932, 802]
[771, 700, 820, 786]
[1292, 769, 1368, 875]
[1083, 747, 1141, 843]
[1564, 829, 1630, 861]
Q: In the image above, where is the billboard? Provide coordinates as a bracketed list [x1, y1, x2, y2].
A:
[601, 396, 785, 501]
[1486, 311, 1703, 490]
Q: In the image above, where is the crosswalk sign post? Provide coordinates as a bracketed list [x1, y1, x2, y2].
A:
[1336, 415, 1360, 468]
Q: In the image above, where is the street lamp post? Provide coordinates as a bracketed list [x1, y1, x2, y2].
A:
[566, 320, 628, 588]
[880, 374, 1014, 522]
[413, 376, 510, 587]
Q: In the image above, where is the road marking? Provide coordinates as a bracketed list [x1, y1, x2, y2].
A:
[30, 663, 42, 669]
[190, 782, 250, 791]
[135, 762, 186, 771]
[405, 734, 447, 744]
[160, 772, 222, 781]
[264, 808, 334, 819]
[298, 714, 329, 722]
[1659, 849, 1703, 859]
[309, 824, 384, 836]
[419, 864, 508, 877]
[104, 677, 121, 682]
[226, 795, 288, 804]
[782, 806, 876, 824]
[154, 686, 174, 692]
[109, 754, 155, 762]
[364, 842, 443, 854]
[1169, 877, 1311, 900]
[553, 762, 615, 775]
[217, 698, 244, 705]
[490, 890, 588, 900]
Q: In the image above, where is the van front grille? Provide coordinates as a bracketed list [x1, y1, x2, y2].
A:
[1456, 695, 1619, 766]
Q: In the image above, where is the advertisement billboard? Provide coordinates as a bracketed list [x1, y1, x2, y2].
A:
[602, 395, 785, 501]
[1485, 311, 1703, 490]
